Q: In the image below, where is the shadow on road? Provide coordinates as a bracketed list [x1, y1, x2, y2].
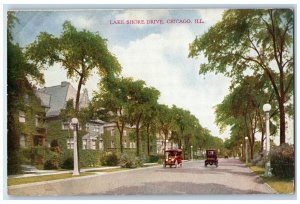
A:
[102, 181, 271, 195]
[155, 159, 264, 185]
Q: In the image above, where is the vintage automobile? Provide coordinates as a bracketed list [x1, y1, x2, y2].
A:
[205, 149, 218, 167]
[163, 149, 183, 168]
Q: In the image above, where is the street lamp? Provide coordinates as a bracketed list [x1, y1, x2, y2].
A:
[263, 103, 272, 177]
[240, 144, 243, 158]
[245, 137, 248, 165]
[71, 118, 80, 176]
[190, 145, 193, 160]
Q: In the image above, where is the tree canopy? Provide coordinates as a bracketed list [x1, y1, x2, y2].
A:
[189, 9, 294, 145]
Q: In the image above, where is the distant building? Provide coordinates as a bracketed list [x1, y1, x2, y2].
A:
[102, 122, 136, 151]
[156, 131, 178, 154]
[38, 81, 89, 118]
[36, 81, 90, 150]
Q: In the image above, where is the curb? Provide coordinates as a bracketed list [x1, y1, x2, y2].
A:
[7, 164, 162, 189]
[245, 165, 278, 194]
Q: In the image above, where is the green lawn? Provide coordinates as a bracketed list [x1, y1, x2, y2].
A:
[8, 172, 94, 186]
[8, 164, 160, 186]
[88, 168, 128, 173]
[248, 165, 294, 194]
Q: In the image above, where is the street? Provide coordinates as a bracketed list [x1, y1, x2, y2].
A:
[8, 158, 275, 196]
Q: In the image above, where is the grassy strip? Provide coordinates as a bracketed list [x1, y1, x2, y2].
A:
[88, 168, 128, 173]
[8, 172, 94, 186]
[89, 164, 160, 173]
[248, 165, 294, 194]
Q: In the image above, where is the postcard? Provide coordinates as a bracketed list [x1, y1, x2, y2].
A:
[6, 7, 295, 197]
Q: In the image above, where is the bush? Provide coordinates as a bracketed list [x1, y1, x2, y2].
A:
[147, 155, 159, 163]
[44, 152, 60, 170]
[119, 153, 143, 168]
[157, 154, 165, 164]
[100, 152, 119, 166]
[61, 157, 74, 170]
[270, 144, 294, 178]
[79, 150, 102, 167]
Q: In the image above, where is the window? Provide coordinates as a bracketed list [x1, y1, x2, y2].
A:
[20, 134, 26, 148]
[111, 128, 115, 136]
[99, 140, 104, 150]
[62, 122, 69, 130]
[35, 115, 39, 127]
[33, 135, 45, 146]
[19, 111, 26, 123]
[130, 142, 136, 149]
[83, 139, 87, 150]
[67, 138, 74, 149]
[91, 139, 96, 150]
[24, 94, 29, 106]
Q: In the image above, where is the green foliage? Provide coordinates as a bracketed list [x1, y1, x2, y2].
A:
[100, 152, 119, 166]
[119, 153, 144, 168]
[61, 157, 74, 170]
[189, 9, 294, 145]
[79, 150, 102, 167]
[43, 149, 61, 170]
[146, 154, 163, 163]
[7, 12, 45, 175]
[270, 144, 294, 178]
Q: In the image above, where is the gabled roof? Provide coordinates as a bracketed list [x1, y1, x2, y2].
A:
[88, 119, 106, 124]
[103, 122, 136, 129]
[36, 81, 89, 118]
[82, 132, 100, 140]
[34, 89, 51, 108]
[39, 82, 71, 117]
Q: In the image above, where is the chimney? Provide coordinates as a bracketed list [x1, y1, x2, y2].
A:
[61, 81, 69, 87]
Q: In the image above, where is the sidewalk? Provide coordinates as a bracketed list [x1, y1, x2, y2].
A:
[8, 163, 159, 179]
[8, 166, 120, 179]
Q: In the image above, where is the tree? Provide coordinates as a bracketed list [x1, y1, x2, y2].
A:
[189, 9, 294, 145]
[141, 99, 159, 156]
[93, 77, 160, 156]
[157, 104, 175, 157]
[92, 77, 130, 153]
[7, 12, 45, 174]
[215, 76, 278, 159]
[126, 79, 160, 156]
[26, 21, 121, 172]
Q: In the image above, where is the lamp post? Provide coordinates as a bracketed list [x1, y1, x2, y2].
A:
[71, 118, 80, 176]
[245, 137, 248, 165]
[263, 103, 272, 177]
[191, 145, 193, 160]
[240, 144, 243, 158]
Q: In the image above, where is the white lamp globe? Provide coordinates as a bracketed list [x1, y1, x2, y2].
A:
[71, 117, 79, 125]
[263, 104, 271, 112]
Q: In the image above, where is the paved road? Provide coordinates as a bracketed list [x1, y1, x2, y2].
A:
[8, 158, 275, 196]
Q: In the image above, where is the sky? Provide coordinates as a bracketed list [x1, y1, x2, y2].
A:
[10, 9, 293, 143]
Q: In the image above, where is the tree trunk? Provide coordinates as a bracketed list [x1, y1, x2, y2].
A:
[74, 74, 84, 173]
[249, 135, 254, 160]
[279, 96, 286, 145]
[75, 75, 84, 112]
[136, 113, 142, 156]
[260, 132, 265, 154]
[119, 124, 124, 153]
[146, 124, 150, 155]
[116, 119, 125, 154]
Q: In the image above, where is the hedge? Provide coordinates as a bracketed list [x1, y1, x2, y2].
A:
[270, 144, 294, 178]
